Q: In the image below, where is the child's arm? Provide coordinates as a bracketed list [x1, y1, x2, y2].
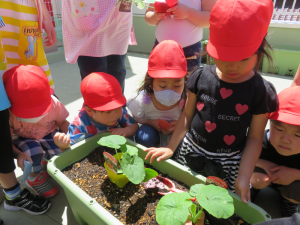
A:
[235, 113, 269, 203]
[256, 159, 278, 177]
[291, 64, 300, 87]
[109, 122, 139, 138]
[167, 0, 218, 27]
[144, 91, 196, 163]
[145, 4, 166, 26]
[56, 119, 70, 134]
[40, 0, 56, 47]
[268, 166, 300, 185]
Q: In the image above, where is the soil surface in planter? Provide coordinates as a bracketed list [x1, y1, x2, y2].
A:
[62, 146, 251, 225]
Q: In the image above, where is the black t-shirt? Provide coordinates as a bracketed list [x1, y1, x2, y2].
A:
[260, 130, 300, 170]
[186, 65, 278, 154]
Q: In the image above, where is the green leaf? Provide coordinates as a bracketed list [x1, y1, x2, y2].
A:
[156, 192, 193, 225]
[136, 0, 146, 9]
[120, 145, 127, 153]
[194, 210, 204, 223]
[196, 185, 234, 219]
[121, 153, 145, 184]
[124, 145, 139, 156]
[189, 184, 205, 197]
[97, 135, 126, 149]
[143, 168, 158, 182]
[189, 204, 196, 220]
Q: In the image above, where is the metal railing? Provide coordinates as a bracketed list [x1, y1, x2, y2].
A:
[272, 0, 300, 22]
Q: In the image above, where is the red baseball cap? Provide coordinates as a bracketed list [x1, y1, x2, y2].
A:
[269, 86, 300, 126]
[81, 72, 126, 111]
[207, 0, 273, 62]
[148, 40, 187, 78]
[3, 65, 52, 118]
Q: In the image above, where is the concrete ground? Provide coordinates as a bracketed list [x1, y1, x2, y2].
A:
[0, 51, 295, 225]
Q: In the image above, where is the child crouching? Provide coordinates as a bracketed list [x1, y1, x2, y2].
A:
[54, 72, 138, 150]
[251, 86, 300, 217]
[3, 65, 70, 198]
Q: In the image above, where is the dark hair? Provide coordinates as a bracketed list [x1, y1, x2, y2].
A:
[254, 36, 273, 71]
[271, 119, 300, 131]
[136, 73, 188, 100]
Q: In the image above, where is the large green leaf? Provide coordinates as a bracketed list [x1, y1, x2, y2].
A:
[156, 192, 193, 225]
[189, 184, 205, 197]
[121, 153, 145, 184]
[196, 185, 234, 219]
[136, 0, 146, 9]
[97, 135, 126, 149]
[120, 145, 138, 156]
[143, 168, 158, 182]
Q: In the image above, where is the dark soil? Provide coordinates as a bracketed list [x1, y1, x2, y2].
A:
[62, 146, 251, 225]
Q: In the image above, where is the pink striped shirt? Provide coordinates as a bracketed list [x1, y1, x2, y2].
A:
[62, 0, 137, 64]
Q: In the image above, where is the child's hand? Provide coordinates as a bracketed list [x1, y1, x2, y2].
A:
[161, 120, 177, 135]
[167, 3, 189, 20]
[144, 147, 174, 163]
[109, 127, 129, 137]
[268, 166, 298, 185]
[235, 175, 250, 204]
[54, 132, 70, 151]
[154, 11, 167, 21]
[43, 16, 56, 47]
[16, 152, 33, 170]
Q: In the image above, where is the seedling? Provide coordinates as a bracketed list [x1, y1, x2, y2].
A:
[156, 184, 234, 225]
[98, 135, 158, 185]
[116, 0, 153, 9]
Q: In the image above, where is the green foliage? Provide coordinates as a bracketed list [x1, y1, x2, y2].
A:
[156, 184, 234, 225]
[115, 0, 153, 9]
[97, 135, 126, 149]
[98, 135, 157, 185]
[156, 192, 193, 225]
[143, 168, 158, 182]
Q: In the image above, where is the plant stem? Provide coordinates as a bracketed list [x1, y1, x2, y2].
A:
[115, 148, 122, 167]
[123, 0, 154, 9]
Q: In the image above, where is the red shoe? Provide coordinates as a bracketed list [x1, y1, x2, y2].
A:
[26, 173, 58, 198]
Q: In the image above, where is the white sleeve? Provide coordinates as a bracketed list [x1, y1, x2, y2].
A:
[127, 92, 150, 124]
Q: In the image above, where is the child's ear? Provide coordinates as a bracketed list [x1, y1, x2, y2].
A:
[84, 105, 93, 117]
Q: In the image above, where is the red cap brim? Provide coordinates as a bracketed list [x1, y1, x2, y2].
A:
[148, 69, 186, 79]
[269, 111, 300, 126]
[207, 39, 261, 62]
[11, 98, 53, 119]
[89, 95, 126, 111]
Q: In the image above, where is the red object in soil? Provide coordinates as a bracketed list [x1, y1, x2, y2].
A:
[206, 176, 228, 189]
[103, 152, 118, 172]
[154, 2, 170, 13]
[158, 118, 172, 129]
[144, 176, 196, 201]
[165, 0, 178, 7]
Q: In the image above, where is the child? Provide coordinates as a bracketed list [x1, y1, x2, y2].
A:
[250, 86, 300, 217]
[144, 0, 278, 204]
[54, 72, 139, 150]
[0, 74, 51, 217]
[127, 40, 187, 147]
[3, 65, 69, 198]
[62, 0, 136, 92]
[145, 0, 217, 73]
[0, 0, 56, 87]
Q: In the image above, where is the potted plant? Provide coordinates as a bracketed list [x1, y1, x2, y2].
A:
[156, 184, 234, 225]
[98, 135, 157, 188]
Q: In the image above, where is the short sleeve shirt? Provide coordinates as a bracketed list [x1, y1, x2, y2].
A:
[0, 79, 10, 111]
[260, 130, 300, 170]
[186, 65, 278, 154]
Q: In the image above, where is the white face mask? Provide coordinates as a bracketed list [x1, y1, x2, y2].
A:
[17, 113, 48, 123]
[153, 89, 182, 107]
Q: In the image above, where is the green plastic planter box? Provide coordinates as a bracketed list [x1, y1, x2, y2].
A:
[48, 132, 271, 225]
[262, 46, 300, 76]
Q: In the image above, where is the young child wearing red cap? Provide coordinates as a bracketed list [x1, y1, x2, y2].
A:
[127, 40, 187, 148]
[250, 86, 300, 217]
[145, 0, 217, 73]
[3, 65, 70, 199]
[54, 72, 138, 150]
[144, 0, 278, 204]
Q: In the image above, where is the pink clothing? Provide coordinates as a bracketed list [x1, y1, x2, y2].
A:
[62, 0, 137, 64]
[9, 96, 69, 140]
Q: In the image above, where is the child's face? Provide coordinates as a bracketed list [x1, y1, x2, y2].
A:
[152, 77, 185, 94]
[89, 107, 123, 126]
[269, 121, 300, 156]
[215, 54, 257, 83]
